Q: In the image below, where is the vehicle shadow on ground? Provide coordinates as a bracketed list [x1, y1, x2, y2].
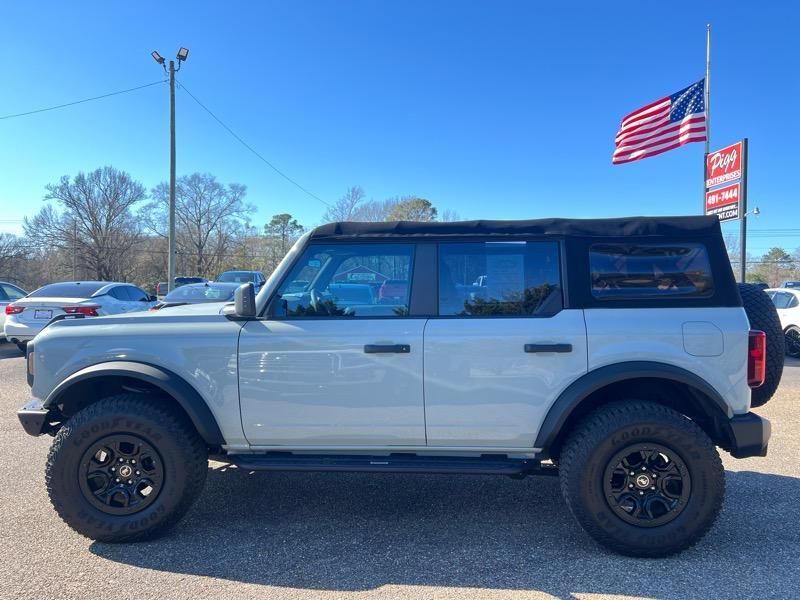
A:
[0, 343, 23, 360]
[90, 468, 800, 598]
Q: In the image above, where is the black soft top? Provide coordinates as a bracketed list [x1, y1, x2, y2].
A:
[310, 215, 722, 241]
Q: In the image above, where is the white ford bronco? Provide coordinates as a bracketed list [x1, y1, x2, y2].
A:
[18, 216, 780, 556]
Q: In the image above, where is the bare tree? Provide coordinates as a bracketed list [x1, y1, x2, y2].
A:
[24, 167, 146, 281]
[144, 173, 254, 277]
[322, 186, 365, 223]
[439, 208, 461, 222]
[0, 233, 24, 283]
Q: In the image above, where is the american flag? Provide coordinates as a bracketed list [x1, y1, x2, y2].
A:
[612, 79, 707, 164]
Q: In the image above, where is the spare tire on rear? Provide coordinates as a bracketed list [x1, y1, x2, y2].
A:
[738, 283, 784, 407]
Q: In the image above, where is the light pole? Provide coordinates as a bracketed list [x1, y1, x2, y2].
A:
[151, 48, 189, 292]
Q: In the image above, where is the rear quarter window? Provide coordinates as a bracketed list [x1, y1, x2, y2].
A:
[590, 243, 714, 299]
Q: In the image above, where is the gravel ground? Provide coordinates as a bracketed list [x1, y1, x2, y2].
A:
[1, 342, 798, 600]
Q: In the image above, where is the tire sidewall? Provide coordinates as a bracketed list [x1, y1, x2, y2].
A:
[573, 418, 723, 552]
[49, 411, 194, 540]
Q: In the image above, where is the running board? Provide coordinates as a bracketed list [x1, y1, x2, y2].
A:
[226, 452, 558, 476]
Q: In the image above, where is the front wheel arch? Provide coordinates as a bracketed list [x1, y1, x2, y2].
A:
[44, 361, 226, 447]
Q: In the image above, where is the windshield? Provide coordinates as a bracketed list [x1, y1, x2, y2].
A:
[164, 284, 236, 302]
[29, 282, 106, 298]
[217, 271, 257, 283]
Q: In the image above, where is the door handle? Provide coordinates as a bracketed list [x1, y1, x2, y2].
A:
[364, 344, 411, 354]
[524, 343, 572, 353]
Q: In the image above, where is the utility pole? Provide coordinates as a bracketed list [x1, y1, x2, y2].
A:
[740, 138, 749, 283]
[168, 59, 176, 292]
[151, 48, 189, 292]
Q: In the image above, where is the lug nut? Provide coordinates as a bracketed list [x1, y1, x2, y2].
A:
[641, 467, 647, 471]
[650, 486, 656, 490]
[127, 480, 133, 485]
[629, 471, 635, 476]
[639, 491, 644, 495]
[131, 460, 136, 464]
[652, 473, 657, 478]
[110, 467, 115, 472]
[118, 458, 124, 462]
[115, 478, 120, 483]
[135, 471, 140, 475]
[628, 483, 634, 488]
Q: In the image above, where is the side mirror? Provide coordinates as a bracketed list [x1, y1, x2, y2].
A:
[234, 282, 256, 318]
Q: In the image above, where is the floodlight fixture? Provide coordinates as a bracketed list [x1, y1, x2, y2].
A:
[177, 47, 189, 62]
[151, 50, 165, 65]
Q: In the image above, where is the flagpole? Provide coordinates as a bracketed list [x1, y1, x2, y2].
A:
[704, 24, 711, 212]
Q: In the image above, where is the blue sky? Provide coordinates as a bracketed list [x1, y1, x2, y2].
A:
[1, 1, 798, 256]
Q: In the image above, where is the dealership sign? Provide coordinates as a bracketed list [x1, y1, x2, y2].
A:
[704, 139, 747, 223]
[705, 182, 740, 223]
[706, 141, 742, 188]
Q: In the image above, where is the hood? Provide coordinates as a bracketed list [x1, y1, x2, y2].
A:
[38, 301, 234, 339]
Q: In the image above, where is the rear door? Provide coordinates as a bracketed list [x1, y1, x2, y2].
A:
[105, 286, 131, 313]
[239, 242, 426, 446]
[423, 241, 588, 448]
[124, 285, 153, 312]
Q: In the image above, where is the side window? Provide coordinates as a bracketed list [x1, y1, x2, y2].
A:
[127, 286, 149, 302]
[790, 295, 800, 309]
[1, 284, 25, 300]
[590, 243, 714, 299]
[772, 292, 792, 309]
[275, 244, 414, 317]
[438, 241, 562, 317]
[109, 286, 128, 301]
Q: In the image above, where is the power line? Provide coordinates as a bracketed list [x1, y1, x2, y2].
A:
[0, 80, 167, 121]
[175, 79, 330, 208]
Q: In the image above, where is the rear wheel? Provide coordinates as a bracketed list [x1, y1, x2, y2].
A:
[559, 401, 724, 557]
[45, 393, 207, 542]
[738, 283, 784, 407]
[786, 326, 800, 358]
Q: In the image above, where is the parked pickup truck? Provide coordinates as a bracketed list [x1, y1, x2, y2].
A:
[17, 216, 781, 556]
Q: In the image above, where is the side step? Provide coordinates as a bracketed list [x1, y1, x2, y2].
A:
[227, 452, 558, 476]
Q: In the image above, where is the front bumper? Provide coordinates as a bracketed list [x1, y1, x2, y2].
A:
[17, 399, 60, 437]
[727, 412, 771, 458]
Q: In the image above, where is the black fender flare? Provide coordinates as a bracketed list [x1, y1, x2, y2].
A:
[533, 361, 731, 454]
[44, 361, 226, 446]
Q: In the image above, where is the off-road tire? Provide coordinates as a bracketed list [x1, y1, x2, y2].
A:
[45, 393, 207, 542]
[559, 401, 724, 557]
[738, 283, 784, 407]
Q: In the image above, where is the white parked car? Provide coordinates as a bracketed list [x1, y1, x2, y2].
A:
[0, 281, 27, 334]
[766, 288, 800, 357]
[4, 281, 155, 352]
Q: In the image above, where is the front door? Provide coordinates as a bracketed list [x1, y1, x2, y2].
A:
[238, 242, 425, 446]
[423, 240, 588, 448]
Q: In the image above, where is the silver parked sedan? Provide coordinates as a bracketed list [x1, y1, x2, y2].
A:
[4, 281, 155, 352]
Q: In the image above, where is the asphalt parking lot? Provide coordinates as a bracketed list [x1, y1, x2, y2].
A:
[1, 343, 798, 600]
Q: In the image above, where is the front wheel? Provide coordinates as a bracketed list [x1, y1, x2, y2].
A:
[45, 394, 208, 542]
[559, 401, 724, 557]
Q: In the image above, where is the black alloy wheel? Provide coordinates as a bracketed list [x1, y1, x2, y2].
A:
[785, 327, 800, 358]
[603, 444, 691, 527]
[79, 434, 165, 515]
